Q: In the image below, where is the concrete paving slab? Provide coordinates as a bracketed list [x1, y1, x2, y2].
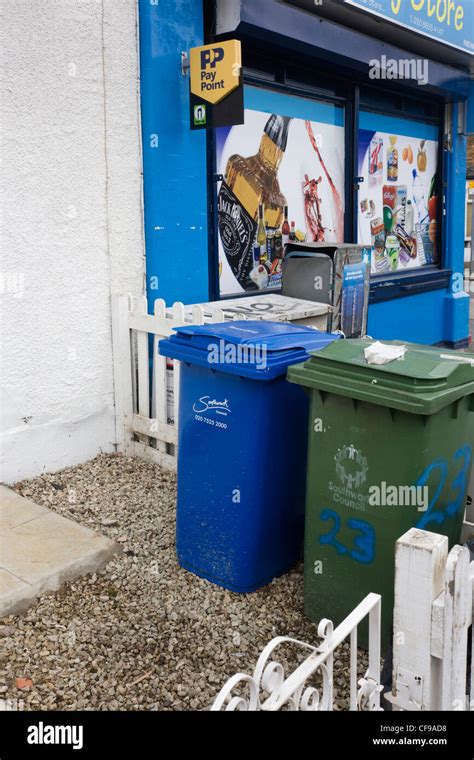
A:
[0, 567, 30, 597]
[0, 567, 35, 619]
[0, 486, 120, 617]
[0, 487, 49, 530]
[3, 512, 113, 584]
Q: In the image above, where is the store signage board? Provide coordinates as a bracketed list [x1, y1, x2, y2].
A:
[344, 0, 474, 55]
[189, 40, 244, 130]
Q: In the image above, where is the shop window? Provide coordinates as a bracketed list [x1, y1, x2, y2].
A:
[357, 111, 439, 275]
[216, 85, 345, 297]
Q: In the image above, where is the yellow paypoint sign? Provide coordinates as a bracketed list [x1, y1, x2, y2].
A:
[190, 40, 242, 106]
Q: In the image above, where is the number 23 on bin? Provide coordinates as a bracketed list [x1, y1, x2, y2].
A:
[415, 445, 471, 530]
[316, 444, 472, 564]
[318, 509, 375, 565]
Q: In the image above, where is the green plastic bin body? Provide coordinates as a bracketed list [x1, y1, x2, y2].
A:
[287, 339, 474, 650]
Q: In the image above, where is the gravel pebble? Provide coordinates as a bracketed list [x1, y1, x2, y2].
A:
[2, 453, 370, 710]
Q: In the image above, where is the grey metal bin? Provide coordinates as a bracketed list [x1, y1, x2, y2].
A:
[281, 242, 371, 337]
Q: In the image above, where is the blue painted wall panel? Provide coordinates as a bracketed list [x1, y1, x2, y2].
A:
[368, 290, 446, 345]
[468, 81, 474, 134]
[359, 112, 438, 140]
[245, 87, 345, 125]
[443, 102, 470, 344]
[139, 0, 209, 308]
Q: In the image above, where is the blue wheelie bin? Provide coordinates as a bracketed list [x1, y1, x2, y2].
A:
[159, 320, 340, 592]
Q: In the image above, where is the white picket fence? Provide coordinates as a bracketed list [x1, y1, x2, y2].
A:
[111, 293, 227, 470]
[212, 528, 474, 711]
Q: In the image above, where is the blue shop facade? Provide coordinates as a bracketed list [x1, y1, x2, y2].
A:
[138, 0, 474, 347]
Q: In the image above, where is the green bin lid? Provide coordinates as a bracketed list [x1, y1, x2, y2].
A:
[287, 338, 474, 415]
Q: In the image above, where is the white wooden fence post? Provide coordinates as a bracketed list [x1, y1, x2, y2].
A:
[171, 302, 185, 442]
[135, 296, 150, 446]
[111, 293, 134, 455]
[470, 562, 474, 710]
[390, 528, 448, 711]
[432, 544, 472, 710]
[152, 298, 167, 455]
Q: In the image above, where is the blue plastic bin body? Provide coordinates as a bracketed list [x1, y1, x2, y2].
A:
[159, 321, 340, 592]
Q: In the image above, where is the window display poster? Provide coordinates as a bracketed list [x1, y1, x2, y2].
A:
[358, 114, 439, 275]
[216, 86, 345, 296]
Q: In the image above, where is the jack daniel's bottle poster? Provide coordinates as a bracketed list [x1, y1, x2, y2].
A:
[216, 96, 346, 295]
[218, 114, 291, 290]
[217, 183, 257, 286]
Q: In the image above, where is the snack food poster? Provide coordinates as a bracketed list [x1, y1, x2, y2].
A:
[216, 86, 345, 296]
[358, 112, 439, 275]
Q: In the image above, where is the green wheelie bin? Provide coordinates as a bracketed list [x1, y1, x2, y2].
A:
[287, 339, 474, 650]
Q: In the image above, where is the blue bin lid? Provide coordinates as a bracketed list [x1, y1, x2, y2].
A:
[159, 320, 341, 380]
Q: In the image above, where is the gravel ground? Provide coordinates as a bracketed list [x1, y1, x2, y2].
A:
[1, 453, 369, 711]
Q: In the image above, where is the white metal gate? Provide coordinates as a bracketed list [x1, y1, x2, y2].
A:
[211, 593, 383, 711]
[212, 529, 474, 711]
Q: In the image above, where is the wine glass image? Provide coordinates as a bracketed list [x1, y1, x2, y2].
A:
[302, 172, 325, 241]
[303, 121, 344, 242]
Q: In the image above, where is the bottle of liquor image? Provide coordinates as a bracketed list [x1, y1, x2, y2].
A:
[224, 114, 291, 229]
[289, 221, 296, 242]
[274, 230, 283, 259]
[412, 169, 428, 225]
[405, 199, 414, 235]
[257, 203, 267, 260]
[218, 114, 292, 290]
[265, 229, 275, 265]
[281, 205, 290, 247]
[257, 203, 267, 264]
[387, 136, 398, 182]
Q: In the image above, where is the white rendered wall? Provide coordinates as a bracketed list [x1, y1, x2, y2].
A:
[0, 0, 145, 483]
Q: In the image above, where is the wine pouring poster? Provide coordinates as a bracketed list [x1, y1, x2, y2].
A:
[216, 87, 345, 297]
[358, 116, 438, 275]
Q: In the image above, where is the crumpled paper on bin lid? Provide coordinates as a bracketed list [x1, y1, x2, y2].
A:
[364, 341, 406, 365]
